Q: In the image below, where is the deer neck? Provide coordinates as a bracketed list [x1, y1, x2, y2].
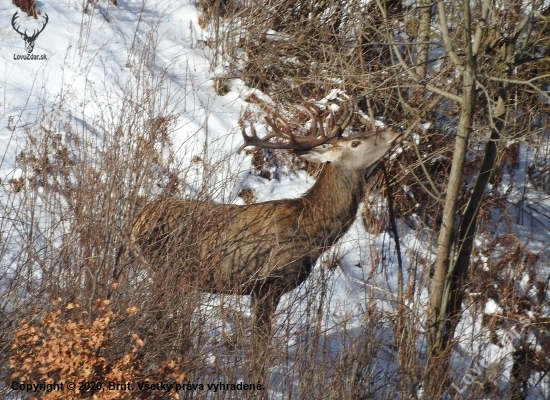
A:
[300, 163, 365, 245]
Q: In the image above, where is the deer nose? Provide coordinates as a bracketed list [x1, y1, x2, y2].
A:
[388, 127, 404, 144]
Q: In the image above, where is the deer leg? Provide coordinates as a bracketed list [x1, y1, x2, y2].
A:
[249, 287, 282, 387]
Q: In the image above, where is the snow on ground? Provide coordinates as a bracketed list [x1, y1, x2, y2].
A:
[1, 0, 252, 190]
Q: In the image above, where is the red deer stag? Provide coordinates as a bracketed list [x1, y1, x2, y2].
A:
[131, 104, 402, 351]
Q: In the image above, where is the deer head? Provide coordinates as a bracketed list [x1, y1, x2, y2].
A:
[11, 11, 49, 54]
[239, 103, 402, 174]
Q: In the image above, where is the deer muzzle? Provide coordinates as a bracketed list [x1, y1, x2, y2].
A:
[387, 127, 404, 145]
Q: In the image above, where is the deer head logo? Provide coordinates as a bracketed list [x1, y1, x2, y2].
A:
[11, 11, 49, 54]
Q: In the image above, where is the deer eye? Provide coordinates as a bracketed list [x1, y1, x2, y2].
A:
[351, 141, 361, 148]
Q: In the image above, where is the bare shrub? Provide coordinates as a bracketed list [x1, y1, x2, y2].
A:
[469, 235, 550, 395]
[0, 20, 206, 395]
[198, 0, 238, 29]
[0, 53, 271, 397]
[12, 0, 37, 18]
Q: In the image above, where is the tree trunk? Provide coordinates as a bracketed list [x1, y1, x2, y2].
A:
[424, 0, 476, 396]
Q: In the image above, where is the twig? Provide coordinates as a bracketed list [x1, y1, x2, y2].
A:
[380, 162, 403, 301]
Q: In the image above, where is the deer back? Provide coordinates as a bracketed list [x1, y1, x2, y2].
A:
[132, 196, 319, 293]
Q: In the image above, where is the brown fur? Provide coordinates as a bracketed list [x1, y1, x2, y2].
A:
[132, 163, 365, 295]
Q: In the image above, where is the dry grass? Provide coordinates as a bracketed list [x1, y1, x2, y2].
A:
[13, 0, 37, 18]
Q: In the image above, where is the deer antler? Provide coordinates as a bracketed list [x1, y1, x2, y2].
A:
[31, 13, 49, 39]
[11, 11, 48, 38]
[238, 103, 352, 153]
[11, 12, 24, 36]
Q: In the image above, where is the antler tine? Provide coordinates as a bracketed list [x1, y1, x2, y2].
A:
[264, 115, 298, 146]
[237, 124, 256, 153]
[305, 103, 351, 140]
[325, 110, 334, 134]
[329, 103, 352, 136]
[302, 105, 319, 138]
[304, 104, 325, 138]
[11, 12, 23, 35]
[237, 115, 297, 153]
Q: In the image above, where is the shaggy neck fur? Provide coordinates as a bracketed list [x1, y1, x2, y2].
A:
[298, 162, 366, 247]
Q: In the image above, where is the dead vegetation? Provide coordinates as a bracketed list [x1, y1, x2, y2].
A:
[9, 300, 186, 400]
[12, 0, 37, 18]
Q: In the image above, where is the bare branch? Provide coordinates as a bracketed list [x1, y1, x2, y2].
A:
[426, 84, 463, 104]
[472, 0, 490, 55]
[437, 0, 464, 70]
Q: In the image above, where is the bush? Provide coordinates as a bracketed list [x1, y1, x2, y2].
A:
[9, 299, 186, 399]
